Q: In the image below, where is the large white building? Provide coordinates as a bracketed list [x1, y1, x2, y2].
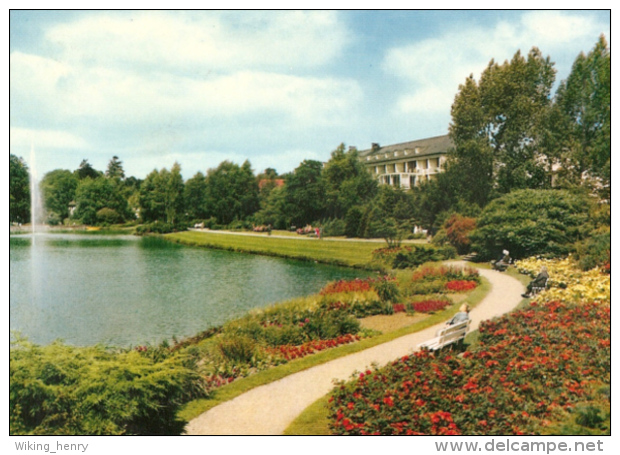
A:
[358, 135, 452, 189]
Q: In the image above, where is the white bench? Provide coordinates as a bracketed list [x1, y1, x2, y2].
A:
[418, 319, 471, 352]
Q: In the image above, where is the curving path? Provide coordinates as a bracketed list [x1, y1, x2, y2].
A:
[185, 265, 525, 435]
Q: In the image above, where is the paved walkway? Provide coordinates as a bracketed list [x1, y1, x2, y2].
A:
[185, 265, 524, 435]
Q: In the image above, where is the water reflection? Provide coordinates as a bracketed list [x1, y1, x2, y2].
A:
[10, 234, 370, 347]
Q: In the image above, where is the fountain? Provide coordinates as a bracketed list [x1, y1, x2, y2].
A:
[29, 143, 43, 240]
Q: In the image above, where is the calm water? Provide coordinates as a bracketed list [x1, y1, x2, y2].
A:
[10, 234, 370, 347]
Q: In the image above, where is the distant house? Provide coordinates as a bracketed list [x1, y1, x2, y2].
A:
[358, 135, 452, 189]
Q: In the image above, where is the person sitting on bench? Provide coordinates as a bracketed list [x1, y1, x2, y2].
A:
[493, 250, 511, 271]
[522, 266, 549, 298]
[436, 304, 470, 335]
[447, 303, 470, 325]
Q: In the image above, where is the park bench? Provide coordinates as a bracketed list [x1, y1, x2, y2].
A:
[418, 319, 471, 352]
[531, 278, 548, 296]
[492, 257, 512, 271]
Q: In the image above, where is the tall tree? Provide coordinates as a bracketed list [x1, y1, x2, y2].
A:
[75, 159, 101, 180]
[322, 144, 378, 219]
[550, 35, 610, 200]
[183, 172, 208, 221]
[40, 169, 79, 221]
[449, 47, 556, 203]
[105, 156, 125, 181]
[139, 169, 167, 223]
[9, 154, 30, 224]
[204, 160, 259, 225]
[285, 160, 326, 227]
[73, 177, 129, 225]
[165, 162, 184, 225]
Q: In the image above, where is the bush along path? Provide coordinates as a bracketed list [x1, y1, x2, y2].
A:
[184, 264, 524, 435]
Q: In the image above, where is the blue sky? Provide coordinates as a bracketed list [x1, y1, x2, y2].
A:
[9, 10, 610, 180]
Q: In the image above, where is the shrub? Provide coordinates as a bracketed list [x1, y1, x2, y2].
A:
[135, 221, 188, 235]
[372, 277, 400, 303]
[10, 340, 205, 435]
[96, 207, 122, 225]
[373, 245, 457, 269]
[405, 279, 447, 295]
[217, 335, 258, 364]
[574, 228, 610, 271]
[349, 299, 393, 318]
[444, 214, 476, 254]
[302, 311, 360, 340]
[321, 218, 346, 237]
[470, 189, 594, 260]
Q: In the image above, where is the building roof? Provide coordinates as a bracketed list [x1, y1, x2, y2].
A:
[358, 134, 453, 160]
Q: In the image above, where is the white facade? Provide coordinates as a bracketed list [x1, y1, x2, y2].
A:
[358, 135, 452, 189]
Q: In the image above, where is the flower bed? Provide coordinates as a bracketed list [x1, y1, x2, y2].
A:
[329, 297, 610, 435]
[267, 334, 361, 361]
[445, 280, 478, 292]
[515, 257, 610, 304]
[320, 278, 375, 295]
[392, 300, 451, 314]
[411, 265, 479, 282]
[412, 299, 452, 313]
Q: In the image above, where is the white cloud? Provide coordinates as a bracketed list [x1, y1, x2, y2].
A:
[10, 11, 359, 142]
[383, 11, 607, 115]
[45, 11, 348, 72]
[10, 127, 88, 149]
[10, 51, 361, 128]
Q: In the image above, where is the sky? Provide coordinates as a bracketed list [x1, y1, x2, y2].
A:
[9, 9, 611, 181]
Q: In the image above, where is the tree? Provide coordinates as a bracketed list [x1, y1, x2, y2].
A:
[449, 47, 557, 203]
[204, 160, 259, 225]
[322, 144, 378, 220]
[138, 164, 185, 225]
[73, 177, 130, 225]
[284, 160, 326, 227]
[40, 169, 79, 221]
[75, 159, 101, 180]
[550, 35, 610, 200]
[105, 156, 125, 181]
[443, 214, 477, 255]
[254, 185, 289, 229]
[9, 154, 30, 224]
[470, 189, 594, 260]
[165, 162, 184, 225]
[358, 186, 416, 242]
[139, 169, 167, 223]
[183, 172, 208, 221]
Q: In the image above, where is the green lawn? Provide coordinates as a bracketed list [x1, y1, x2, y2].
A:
[166, 231, 386, 269]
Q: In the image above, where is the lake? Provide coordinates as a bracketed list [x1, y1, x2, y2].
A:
[10, 233, 371, 347]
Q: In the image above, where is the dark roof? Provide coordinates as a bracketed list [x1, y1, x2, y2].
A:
[358, 134, 453, 159]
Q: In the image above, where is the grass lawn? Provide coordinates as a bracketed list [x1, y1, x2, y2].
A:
[166, 230, 386, 269]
